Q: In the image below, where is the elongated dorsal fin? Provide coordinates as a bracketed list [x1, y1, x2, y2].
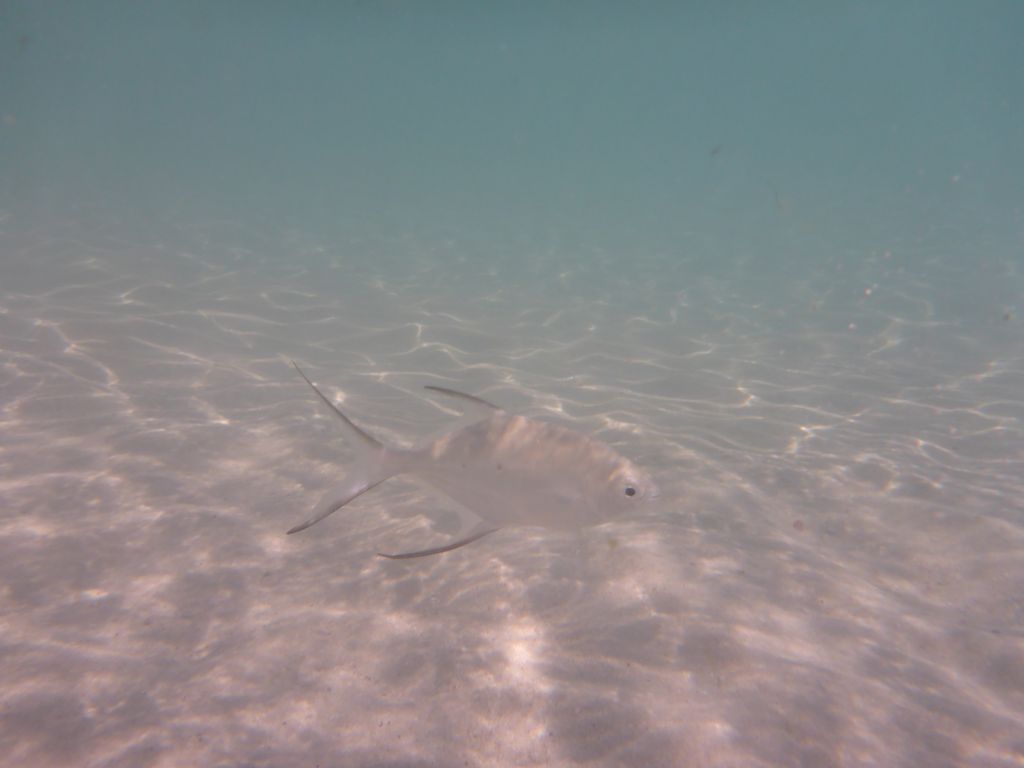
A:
[424, 385, 500, 411]
[292, 362, 382, 450]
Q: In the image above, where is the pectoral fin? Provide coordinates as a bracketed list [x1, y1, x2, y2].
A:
[377, 527, 500, 560]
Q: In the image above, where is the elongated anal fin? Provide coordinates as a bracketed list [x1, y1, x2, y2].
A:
[424, 385, 501, 411]
[377, 527, 500, 560]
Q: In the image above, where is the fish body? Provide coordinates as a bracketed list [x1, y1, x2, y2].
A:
[288, 364, 658, 557]
[415, 412, 655, 530]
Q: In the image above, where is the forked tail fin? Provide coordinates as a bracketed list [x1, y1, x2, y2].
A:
[286, 472, 389, 534]
[292, 362, 382, 452]
[287, 363, 403, 534]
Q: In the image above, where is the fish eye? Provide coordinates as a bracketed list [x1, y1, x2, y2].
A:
[624, 486, 637, 497]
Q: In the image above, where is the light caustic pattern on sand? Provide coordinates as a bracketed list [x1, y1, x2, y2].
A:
[0, 219, 1022, 767]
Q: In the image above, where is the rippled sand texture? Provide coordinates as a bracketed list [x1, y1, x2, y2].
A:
[1, 218, 1022, 767]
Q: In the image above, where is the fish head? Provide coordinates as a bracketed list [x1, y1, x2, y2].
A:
[592, 455, 660, 521]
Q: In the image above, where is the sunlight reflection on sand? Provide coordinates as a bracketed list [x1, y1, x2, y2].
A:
[1, 217, 1022, 766]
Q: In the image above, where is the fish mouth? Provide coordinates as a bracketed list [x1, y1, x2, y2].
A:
[644, 480, 661, 501]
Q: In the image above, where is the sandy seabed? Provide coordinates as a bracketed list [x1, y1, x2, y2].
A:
[1, 215, 1022, 767]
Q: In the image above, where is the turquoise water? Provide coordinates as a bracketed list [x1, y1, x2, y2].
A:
[1, 3, 1022, 766]
[7, 2, 1021, 247]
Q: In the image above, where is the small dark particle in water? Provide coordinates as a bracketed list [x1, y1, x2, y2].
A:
[1002, 310, 1014, 322]
[606, 537, 619, 550]
[710, 144, 723, 157]
[793, 520, 805, 532]
[772, 186, 792, 215]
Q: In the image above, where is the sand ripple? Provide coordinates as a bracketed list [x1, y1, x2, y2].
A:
[1, 217, 1022, 766]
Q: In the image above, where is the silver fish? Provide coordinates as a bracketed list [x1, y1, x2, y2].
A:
[288, 363, 659, 559]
